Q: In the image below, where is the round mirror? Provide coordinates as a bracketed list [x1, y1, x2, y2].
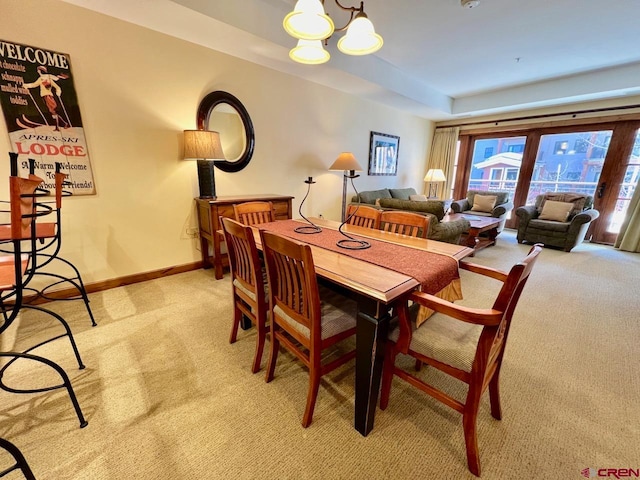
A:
[196, 91, 255, 173]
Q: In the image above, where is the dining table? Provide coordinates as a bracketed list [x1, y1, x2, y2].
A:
[251, 217, 473, 436]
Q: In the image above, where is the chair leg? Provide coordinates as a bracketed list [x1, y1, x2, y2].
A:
[462, 386, 483, 477]
[0, 352, 88, 428]
[302, 369, 321, 428]
[265, 331, 279, 383]
[251, 322, 266, 374]
[0, 437, 36, 480]
[379, 343, 398, 410]
[415, 359, 423, 371]
[488, 370, 502, 420]
[21, 305, 85, 370]
[229, 304, 241, 344]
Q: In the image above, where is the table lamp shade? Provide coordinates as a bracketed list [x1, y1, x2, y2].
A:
[183, 130, 225, 199]
[423, 169, 446, 183]
[183, 130, 224, 160]
[329, 152, 363, 172]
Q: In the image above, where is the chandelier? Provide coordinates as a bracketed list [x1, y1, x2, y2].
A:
[283, 0, 383, 65]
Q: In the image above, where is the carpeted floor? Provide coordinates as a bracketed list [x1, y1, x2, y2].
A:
[1, 230, 639, 479]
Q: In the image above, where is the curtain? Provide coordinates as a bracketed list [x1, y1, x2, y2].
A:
[614, 180, 640, 252]
[425, 127, 459, 199]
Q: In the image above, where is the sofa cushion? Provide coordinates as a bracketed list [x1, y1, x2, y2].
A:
[537, 192, 588, 218]
[539, 200, 574, 222]
[409, 194, 428, 202]
[356, 189, 392, 205]
[467, 190, 509, 207]
[379, 198, 445, 221]
[389, 188, 418, 200]
[471, 194, 497, 213]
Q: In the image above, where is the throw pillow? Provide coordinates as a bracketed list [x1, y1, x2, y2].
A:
[471, 194, 497, 213]
[409, 194, 428, 202]
[539, 200, 574, 222]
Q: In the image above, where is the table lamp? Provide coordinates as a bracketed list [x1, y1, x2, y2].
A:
[183, 130, 225, 199]
[329, 152, 363, 222]
[423, 168, 446, 199]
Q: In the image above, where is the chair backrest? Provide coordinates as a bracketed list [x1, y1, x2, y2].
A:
[346, 204, 381, 229]
[476, 244, 542, 375]
[380, 211, 429, 238]
[10, 176, 44, 240]
[535, 192, 593, 215]
[221, 217, 265, 305]
[234, 201, 275, 226]
[466, 189, 510, 207]
[259, 230, 321, 344]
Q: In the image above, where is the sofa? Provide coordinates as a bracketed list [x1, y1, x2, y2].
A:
[450, 190, 514, 232]
[350, 187, 470, 244]
[515, 192, 600, 252]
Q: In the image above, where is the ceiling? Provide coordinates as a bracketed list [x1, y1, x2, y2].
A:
[60, 0, 640, 120]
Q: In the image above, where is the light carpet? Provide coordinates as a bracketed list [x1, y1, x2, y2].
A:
[1, 230, 639, 479]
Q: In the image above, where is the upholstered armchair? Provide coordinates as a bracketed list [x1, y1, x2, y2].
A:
[450, 190, 514, 232]
[515, 192, 600, 252]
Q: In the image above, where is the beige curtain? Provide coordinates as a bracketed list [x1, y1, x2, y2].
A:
[425, 127, 460, 199]
[614, 181, 640, 252]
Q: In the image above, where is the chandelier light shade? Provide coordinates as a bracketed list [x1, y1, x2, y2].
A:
[289, 39, 331, 64]
[183, 130, 225, 199]
[283, 0, 383, 64]
[337, 12, 383, 55]
[283, 0, 335, 40]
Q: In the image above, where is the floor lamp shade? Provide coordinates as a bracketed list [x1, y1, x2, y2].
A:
[329, 152, 364, 222]
[183, 130, 225, 198]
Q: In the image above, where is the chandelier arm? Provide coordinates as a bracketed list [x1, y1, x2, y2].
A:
[330, 0, 363, 32]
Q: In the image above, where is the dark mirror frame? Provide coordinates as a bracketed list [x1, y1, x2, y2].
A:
[196, 91, 255, 173]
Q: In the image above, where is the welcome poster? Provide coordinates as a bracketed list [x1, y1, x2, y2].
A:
[0, 40, 95, 195]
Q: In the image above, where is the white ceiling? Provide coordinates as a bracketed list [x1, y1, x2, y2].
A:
[61, 0, 640, 120]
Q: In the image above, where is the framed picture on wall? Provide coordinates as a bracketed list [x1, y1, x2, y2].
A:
[368, 131, 399, 176]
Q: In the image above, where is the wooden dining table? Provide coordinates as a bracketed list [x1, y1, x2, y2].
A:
[251, 217, 473, 436]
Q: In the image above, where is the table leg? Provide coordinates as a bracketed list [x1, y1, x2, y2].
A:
[355, 300, 391, 436]
[465, 227, 480, 249]
[200, 236, 212, 269]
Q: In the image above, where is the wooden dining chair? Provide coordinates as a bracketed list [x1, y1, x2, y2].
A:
[259, 230, 358, 427]
[346, 204, 381, 229]
[221, 217, 269, 373]
[380, 210, 430, 238]
[233, 201, 276, 226]
[380, 244, 543, 476]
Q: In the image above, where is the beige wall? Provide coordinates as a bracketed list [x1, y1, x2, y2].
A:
[0, 0, 432, 283]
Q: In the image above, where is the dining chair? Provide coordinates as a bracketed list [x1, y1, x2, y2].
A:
[379, 244, 542, 476]
[346, 204, 381, 229]
[0, 174, 88, 428]
[259, 230, 358, 427]
[233, 201, 276, 226]
[0, 437, 36, 480]
[380, 210, 430, 238]
[221, 217, 269, 373]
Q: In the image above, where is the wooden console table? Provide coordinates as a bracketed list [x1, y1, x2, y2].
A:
[195, 194, 293, 279]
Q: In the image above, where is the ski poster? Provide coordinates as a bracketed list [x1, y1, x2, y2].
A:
[0, 40, 95, 195]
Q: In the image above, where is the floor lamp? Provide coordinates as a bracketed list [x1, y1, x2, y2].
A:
[423, 168, 446, 199]
[329, 152, 364, 222]
[183, 130, 225, 199]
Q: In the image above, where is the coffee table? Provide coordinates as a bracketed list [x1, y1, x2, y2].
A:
[442, 213, 502, 254]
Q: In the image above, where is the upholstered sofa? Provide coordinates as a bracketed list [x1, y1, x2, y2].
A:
[350, 188, 470, 244]
[515, 192, 600, 252]
[450, 190, 514, 232]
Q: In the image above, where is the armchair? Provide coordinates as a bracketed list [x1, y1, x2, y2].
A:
[451, 190, 513, 232]
[515, 192, 600, 252]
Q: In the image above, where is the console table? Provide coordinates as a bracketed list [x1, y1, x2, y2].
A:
[195, 194, 294, 279]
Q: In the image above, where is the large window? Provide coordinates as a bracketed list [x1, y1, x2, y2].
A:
[526, 130, 612, 205]
[609, 129, 640, 233]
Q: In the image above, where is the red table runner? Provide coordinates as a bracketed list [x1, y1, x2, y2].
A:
[258, 219, 459, 295]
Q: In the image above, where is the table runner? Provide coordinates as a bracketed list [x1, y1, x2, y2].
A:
[258, 219, 460, 296]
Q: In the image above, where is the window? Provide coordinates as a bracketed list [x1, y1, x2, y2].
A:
[484, 147, 493, 158]
[507, 144, 525, 153]
[554, 140, 569, 154]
